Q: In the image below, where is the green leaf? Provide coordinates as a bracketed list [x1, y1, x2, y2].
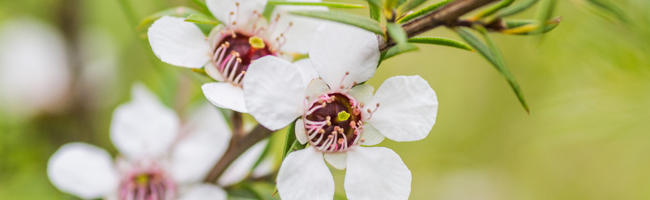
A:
[456, 28, 529, 113]
[366, 0, 383, 21]
[470, 0, 514, 20]
[397, 0, 452, 23]
[262, 0, 279, 20]
[267, 0, 365, 8]
[380, 43, 418, 61]
[191, 0, 212, 16]
[495, 0, 539, 18]
[398, 0, 429, 14]
[281, 120, 306, 160]
[386, 23, 408, 45]
[583, 0, 628, 22]
[502, 17, 561, 35]
[290, 10, 384, 35]
[137, 7, 202, 31]
[408, 37, 473, 51]
[184, 13, 220, 25]
[536, 0, 557, 34]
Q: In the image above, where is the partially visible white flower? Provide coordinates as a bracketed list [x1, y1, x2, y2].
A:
[242, 23, 439, 200]
[47, 84, 267, 199]
[0, 18, 70, 119]
[147, 0, 325, 113]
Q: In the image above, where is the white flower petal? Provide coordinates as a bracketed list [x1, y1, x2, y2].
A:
[272, 0, 327, 53]
[47, 143, 118, 199]
[170, 104, 232, 184]
[204, 61, 225, 81]
[294, 58, 318, 85]
[206, 0, 267, 27]
[305, 78, 330, 103]
[243, 56, 305, 130]
[277, 148, 334, 200]
[368, 76, 438, 142]
[324, 152, 346, 170]
[345, 147, 411, 200]
[349, 84, 375, 106]
[218, 140, 268, 186]
[361, 123, 384, 146]
[309, 22, 380, 88]
[110, 84, 180, 160]
[179, 184, 227, 200]
[202, 82, 248, 113]
[294, 118, 308, 145]
[148, 16, 209, 68]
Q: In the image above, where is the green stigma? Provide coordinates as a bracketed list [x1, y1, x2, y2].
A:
[337, 111, 351, 122]
[135, 174, 149, 185]
[249, 36, 265, 49]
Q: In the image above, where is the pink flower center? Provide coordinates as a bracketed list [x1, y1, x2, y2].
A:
[304, 93, 364, 152]
[118, 169, 175, 200]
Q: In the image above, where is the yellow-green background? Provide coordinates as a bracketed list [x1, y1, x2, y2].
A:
[1, 0, 649, 199]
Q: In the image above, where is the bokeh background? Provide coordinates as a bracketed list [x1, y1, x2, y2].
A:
[1, 0, 649, 199]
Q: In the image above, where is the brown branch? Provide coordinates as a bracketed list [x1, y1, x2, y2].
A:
[379, 0, 500, 51]
[203, 124, 273, 183]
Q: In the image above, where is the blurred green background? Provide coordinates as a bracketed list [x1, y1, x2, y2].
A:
[1, 0, 650, 199]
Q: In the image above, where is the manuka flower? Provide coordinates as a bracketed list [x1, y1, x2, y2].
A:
[47, 84, 264, 200]
[147, 0, 325, 112]
[242, 23, 439, 200]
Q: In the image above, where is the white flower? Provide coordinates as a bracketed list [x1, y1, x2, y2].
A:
[0, 18, 70, 119]
[147, 0, 325, 113]
[242, 23, 439, 200]
[47, 84, 267, 199]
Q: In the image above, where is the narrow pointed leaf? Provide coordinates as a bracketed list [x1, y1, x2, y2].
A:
[456, 28, 529, 112]
[191, 0, 212, 16]
[536, 0, 557, 34]
[185, 13, 220, 25]
[366, 0, 383, 21]
[496, 0, 539, 18]
[267, 0, 365, 8]
[387, 23, 408, 45]
[281, 120, 305, 160]
[408, 37, 473, 51]
[380, 43, 418, 61]
[137, 7, 202, 31]
[397, 0, 452, 23]
[583, 0, 628, 22]
[470, 0, 514, 20]
[502, 17, 561, 35]
[398, 0, 428, 14]
[290, 10, 384, 34]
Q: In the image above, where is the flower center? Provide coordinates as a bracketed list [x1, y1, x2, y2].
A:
[211, 32, 275, 86]
[118, 169, 175, 200]
[304, 93, 363, 152]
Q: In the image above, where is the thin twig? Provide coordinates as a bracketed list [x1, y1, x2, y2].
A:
[203, 124, 273, 183]
[380, 0, 500, 51]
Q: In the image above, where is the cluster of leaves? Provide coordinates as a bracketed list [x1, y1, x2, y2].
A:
[286, 0, 625, 113]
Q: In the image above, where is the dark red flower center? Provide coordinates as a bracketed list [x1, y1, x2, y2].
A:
[211, 32, 275, 86]
[304, 93, 363, 152]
